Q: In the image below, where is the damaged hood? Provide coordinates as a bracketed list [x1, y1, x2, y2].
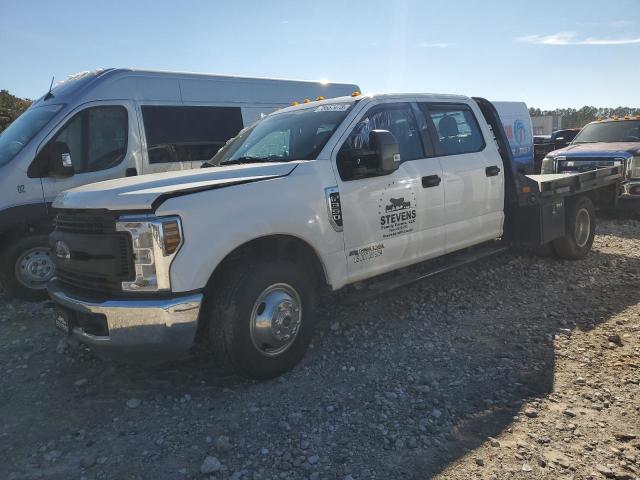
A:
[53, 162, 300, 211]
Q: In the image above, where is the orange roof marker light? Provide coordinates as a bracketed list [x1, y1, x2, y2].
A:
[316, 96, 325, 101]
[303, 98, 311, 103]
[351, 91, 361, 97]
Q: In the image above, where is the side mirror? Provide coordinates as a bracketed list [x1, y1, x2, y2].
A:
[28, 141, 75, 179]
[340, 129, 400, 179]
[554, 137, 566, 148]
[369, 130, 401, 174]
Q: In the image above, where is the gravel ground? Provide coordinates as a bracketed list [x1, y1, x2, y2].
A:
[1, 216, 638, 480]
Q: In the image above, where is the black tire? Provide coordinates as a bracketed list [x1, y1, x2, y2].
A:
[0, 234, 53, 302]
[207, 258, 317, 379]
[552, 195, 595, 260]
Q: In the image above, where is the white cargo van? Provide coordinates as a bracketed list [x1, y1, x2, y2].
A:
[0, 68, 359, 300]
[493, 101, 534, 174]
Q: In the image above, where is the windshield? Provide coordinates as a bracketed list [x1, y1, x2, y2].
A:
[0, 104, 63, 167]
[572, 120, 640, 144]
[210, 103, 353, 165]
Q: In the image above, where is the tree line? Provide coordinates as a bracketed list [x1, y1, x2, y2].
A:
[529, 106, 640, 129]
[1, 88, 638, 134]
[0, 90, 32, 133]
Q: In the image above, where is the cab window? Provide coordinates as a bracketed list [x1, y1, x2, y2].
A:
[339, 104, 424, 163]
[420, 103, 484, 156]
[51, 106, 128, 173]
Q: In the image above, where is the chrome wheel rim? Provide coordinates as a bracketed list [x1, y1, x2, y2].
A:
[15, 247, 54, 289]
[250, 283, 302, 357]
[575, 208, 591, 248]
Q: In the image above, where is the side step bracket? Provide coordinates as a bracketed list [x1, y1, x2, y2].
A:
[342, 242, 509, 304]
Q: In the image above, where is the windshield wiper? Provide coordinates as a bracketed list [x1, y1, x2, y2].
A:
[220, 156, 288, 166]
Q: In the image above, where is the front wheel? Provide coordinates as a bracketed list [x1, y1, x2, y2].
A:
[553, 195, 595, 260]
[0, 234, 54, 302]
[207, 259, 317, 379]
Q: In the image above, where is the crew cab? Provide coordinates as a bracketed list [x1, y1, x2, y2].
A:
[48, 93, 621, 379]
[541, 117, 640, 202]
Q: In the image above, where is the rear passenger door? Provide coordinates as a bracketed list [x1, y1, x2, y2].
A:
[419, 102, 504, 252]
[139, 105, 245, 174]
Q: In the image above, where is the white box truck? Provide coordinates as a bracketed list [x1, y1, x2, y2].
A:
[0, 68, 359, 300]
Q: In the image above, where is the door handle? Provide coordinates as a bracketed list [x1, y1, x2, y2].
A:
[485, 166, 501, 177]
[125, 167, 138, 177]
[422, 174, 441, 188]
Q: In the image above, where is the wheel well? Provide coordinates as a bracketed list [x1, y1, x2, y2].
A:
[206, 235, 329, 292]
[0, 222, 51, 252]
[194, 235, 330, 350]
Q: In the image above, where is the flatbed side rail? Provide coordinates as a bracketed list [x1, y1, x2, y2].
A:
[526, 166, 623, 198]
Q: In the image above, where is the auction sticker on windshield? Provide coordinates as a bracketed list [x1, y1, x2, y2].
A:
[314, 104, 351, 112]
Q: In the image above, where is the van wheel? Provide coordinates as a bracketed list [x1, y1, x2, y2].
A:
[553, 195, 595, 260]
[0, 234, 53, 302]
[207, 259, 316, 379]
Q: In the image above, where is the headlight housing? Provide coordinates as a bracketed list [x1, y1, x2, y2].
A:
[627, 156, 640, 179]
[116, 216, 183, 292]
[540, 156, 555, 174]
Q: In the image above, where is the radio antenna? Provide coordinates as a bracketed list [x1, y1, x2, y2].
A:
[44, 76, 55, 100]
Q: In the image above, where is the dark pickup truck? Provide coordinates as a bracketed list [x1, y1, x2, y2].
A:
[534, 128, 580, 172]
[541, 117, 640, 205]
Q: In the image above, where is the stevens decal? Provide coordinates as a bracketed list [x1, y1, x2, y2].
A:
[378, 182, 417, 239]
[349, 243, 384, 263]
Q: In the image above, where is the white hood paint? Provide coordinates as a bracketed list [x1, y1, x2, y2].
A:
[53, 162, 300, 211]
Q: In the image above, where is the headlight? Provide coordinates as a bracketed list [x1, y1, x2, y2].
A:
[627, 156, 640, 179]
[116, 216, 183, 292]
[540, 156, 555, 174]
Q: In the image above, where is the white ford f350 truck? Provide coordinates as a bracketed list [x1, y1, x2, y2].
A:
[48, 93, 621, 379]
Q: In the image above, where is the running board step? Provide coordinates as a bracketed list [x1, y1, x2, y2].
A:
[342, 242, 509, 304]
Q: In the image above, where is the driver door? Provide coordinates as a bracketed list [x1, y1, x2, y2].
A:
[39, 101, 141, 204]
[333, 101, 443, 283]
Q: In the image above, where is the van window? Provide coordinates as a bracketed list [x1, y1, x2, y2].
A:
[420, 104, 484, 156]
[141, 106, 244, 164]
[339, 104, 424, 162]
[0, 104, 63, 167]
[51, 105, 128, 173]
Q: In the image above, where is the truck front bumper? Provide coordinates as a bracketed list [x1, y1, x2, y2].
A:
[48, 279, 203, 360]
[621, 179, 640, 198]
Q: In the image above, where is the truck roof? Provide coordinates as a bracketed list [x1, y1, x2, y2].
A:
[587, 116, 640, 125]
[272, 92, 473, 116]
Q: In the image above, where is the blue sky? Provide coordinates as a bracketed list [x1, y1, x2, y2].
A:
[1, 0, 639, 109]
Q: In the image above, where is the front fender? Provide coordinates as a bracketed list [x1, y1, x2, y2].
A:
[156, 162, 345, 293]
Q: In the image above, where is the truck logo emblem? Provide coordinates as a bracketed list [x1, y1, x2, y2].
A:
[54, 241, 71, 261]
